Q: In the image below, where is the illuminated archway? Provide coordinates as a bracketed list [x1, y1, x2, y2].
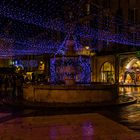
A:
[100, 62, 115, 83]
[120, 57, 140, 84]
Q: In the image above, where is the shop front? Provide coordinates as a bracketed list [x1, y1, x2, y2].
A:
[119, 55, 140, 85]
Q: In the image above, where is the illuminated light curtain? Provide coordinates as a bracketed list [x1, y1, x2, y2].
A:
[50, 56, 91, 84]
[0, 1, 139, 58]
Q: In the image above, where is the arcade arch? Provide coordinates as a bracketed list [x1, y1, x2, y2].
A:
[100, 61, 115, 83]
[119, 57, 140, 84]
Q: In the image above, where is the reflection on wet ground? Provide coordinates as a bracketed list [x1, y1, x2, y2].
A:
[0, 86, 140, 135]
[100, 86, 140, 132]
[0, 113, 140, 140]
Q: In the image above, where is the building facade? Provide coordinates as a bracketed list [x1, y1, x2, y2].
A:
[0, 0, 139, 86]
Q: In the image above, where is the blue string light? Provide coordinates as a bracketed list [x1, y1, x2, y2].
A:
[50, 58, 56, 83]
[0, 2, 139, 45]
[50, 56, 91, 83]
[78, 56, 91, 83]
[0, 1, 139, 58]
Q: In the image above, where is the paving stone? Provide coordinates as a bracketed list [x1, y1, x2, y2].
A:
[0, 113, 139, 140]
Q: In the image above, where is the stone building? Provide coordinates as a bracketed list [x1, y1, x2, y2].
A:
[0, 0, 139, 85]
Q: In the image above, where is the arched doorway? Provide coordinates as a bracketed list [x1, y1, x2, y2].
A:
[100, 62, 115, 83]
[120, 57, 140, 84]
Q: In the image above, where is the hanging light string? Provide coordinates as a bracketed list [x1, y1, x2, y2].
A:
[0, 2, 139, 45]
[0, 1, 139, 57]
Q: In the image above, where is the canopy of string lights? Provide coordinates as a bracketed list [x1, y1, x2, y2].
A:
[0, 0, 139, 57]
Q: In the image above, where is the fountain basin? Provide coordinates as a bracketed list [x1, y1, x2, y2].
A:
[23, 84, 118, 103]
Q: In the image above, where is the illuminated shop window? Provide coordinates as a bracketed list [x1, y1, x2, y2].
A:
[122, 58, 140, 84]
[100, 62, 115, 83]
